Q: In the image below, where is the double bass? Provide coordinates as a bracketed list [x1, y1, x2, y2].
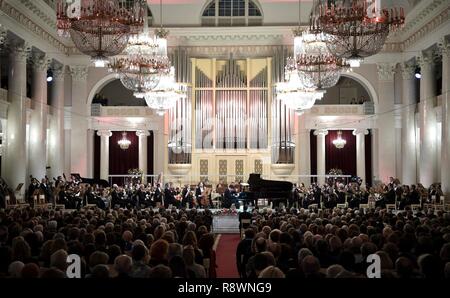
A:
[200, 187, 211, 207]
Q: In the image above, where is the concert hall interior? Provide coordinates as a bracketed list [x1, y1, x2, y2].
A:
[0, 0, 450, 280]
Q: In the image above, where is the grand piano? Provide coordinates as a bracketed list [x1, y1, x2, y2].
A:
[71, 174, 110, 188]
[245, 173, 293, 207]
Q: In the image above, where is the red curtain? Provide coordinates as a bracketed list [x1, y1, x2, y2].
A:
[325, 130, 356, 176]
[94, 130, 154, 184]
[109, 131, 139, 176]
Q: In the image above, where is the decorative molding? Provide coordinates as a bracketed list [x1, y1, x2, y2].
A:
[309, 105, 364, 116]
[52, 65, 65, 80]
[352, 129, 369, 136]
[136, 130, 151, 137]
[97, 130, 112, 138]
[0, 24, 7, 46]
[9, 42, 31, 62]
[313, 129, 328, 136]
[416, 52, 435, 70]
[69, 65, 88, 81]
[437, 37, 450, 57]
[400, 62, 416, 80]
[0, 0, 68, 55]
[376, 63, 396, 81]
[31, 53, 51, 71]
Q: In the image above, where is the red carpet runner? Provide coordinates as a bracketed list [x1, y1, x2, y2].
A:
[215, 234, 241, 278]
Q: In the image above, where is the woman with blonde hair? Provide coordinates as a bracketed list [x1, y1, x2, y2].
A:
[258, 266, 285, 278]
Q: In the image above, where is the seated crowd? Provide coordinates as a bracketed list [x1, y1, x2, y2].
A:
[0, 207, 217, 278]
[236, 207, 450, 278]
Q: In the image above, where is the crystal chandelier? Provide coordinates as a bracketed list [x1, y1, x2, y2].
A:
[118, 131, 131, 150]
[332, 130, 346, 149]
[108, 11, 171, 97]
[110, 0, 172, 98]
[294, 0, 350, 90]
[318, 0, 404, 67]
[144, 67, 187, 116]
[56, 0, 145, 67]
[276, 58, 325, 115]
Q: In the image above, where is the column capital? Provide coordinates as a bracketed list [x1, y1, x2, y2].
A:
[437, 37, 450, 57]
[352, 129, 369, 136]
[52, 65, 66, 81]
[136, 130, 151, 137]
[416, 52, 435, 70]
[31, 54, 51, 72]
[9, 42, 32, 62]
[400, 62, 416, 80]
[69, 65, 88, 81]
[376, 62, 396, 81]
[314, 129, 328, 136]
[97, 130, 112, 138]
[0, 24, 7, 46]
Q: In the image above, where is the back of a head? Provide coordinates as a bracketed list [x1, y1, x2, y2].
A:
[149, 264, 172, 278]
[297, 248, 313, 266]
[131, 244, 148, 262]
[183, 247, 196, 266]
[114, 254, 132, 274]
[50, 249, 69, 271]
[41, 268, 66, 279]
[253, 253, 269, 273]
[326, 264, 345, 278]
[169, 255, 187, 278]
[301, 255, 320, 276]
[150, 239, 170, 261]
[395, 256, 413, 278]
[258, 266, 285, 278]
[89, 250, 109, 269]
[8, 261, 24, 278]
[418, 254, 441, 278]
[89, 264, 110, 278]
[21, 263, 40, 278]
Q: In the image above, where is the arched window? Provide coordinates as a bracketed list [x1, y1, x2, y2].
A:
[201, 0, 263, 26]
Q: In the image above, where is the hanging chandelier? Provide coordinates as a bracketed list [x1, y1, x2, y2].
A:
[108, 16, 171, 97]
[56, 0, 145, 67]
[111, 0, 172, 99]
[294, 0, 350, 90]
[318, 0, 404, 67]
[144, 67, 187, 116]
[276, 58, 325, 115]
[332, 130, 346, 149]
[118, 131, 131, 150]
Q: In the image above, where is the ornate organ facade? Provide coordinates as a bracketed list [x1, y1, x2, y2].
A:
[166, 54, 296, 184]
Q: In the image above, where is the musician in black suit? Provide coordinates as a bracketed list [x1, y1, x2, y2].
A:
[153, 184, 163, 207]
[195, 182, 205, 207]
[239, 205, 252, 229]
[223, 184, 239, 209]
[164, 184, 176, 208]
[137, 185, 148, 208]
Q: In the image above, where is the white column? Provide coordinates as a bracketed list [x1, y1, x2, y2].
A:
[69, 66, 89, 176]
[314, 129, 328, 185]
[97, 130, 112, 181]
[400, 62, 418, 185]
[439, 38, 450, 197]
[298, 114, 310, 186]
[418, 53, 437, 187]
[353, 129, 369, 187]
[136, 130, 150, 183]
[376, 63, 397, 183]
[2, 43, 30, 192]
[154, 129, 165, 175]
[29, 53, 51, 180]
[48, 65, 65, 179]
